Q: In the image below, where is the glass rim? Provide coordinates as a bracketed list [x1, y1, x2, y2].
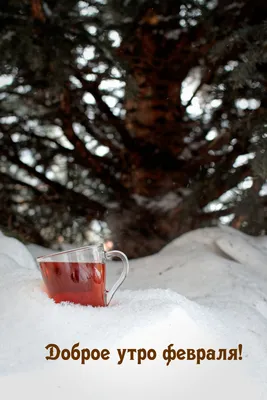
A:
[36, 243, 104, 262]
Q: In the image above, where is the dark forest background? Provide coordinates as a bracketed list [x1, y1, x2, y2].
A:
[0, 0, 267, 258]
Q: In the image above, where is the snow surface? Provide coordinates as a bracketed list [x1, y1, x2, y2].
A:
[1, 225, 267, 399]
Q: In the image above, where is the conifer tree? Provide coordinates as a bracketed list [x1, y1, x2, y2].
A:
[0, 0, 266, 257]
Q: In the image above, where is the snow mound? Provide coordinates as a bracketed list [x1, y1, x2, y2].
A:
[1, 227, 267, 399]
[0, 235, 36, 270]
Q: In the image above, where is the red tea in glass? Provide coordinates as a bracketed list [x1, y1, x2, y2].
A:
[37, 244, 129, 307]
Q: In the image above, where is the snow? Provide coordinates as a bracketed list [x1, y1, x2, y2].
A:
[132, 191, 182, 211]
[1, 225, 267, 399]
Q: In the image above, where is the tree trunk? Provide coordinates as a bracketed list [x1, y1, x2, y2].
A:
[107, 201, 197, 258]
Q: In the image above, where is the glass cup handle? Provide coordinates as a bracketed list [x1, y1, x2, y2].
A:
[105, 250, 129, 306]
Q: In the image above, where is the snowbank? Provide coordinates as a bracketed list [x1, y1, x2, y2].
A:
[0, 226, 267, 399]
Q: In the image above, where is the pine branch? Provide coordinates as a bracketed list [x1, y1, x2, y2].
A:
[0, 172, 43, 196]
[4, 144, 106, 217]
[74, 71, 134, 149]
[59, 84, 128, 193]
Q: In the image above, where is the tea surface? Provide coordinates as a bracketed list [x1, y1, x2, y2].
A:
[39, 261, 106, 306]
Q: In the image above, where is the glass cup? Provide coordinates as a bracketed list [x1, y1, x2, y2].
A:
[36, 244, 129, 307]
